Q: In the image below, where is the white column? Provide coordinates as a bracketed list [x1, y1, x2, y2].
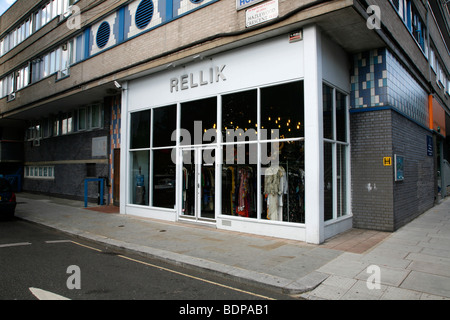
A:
[303, 25, 324, 244]
[120, 81, 129, 214]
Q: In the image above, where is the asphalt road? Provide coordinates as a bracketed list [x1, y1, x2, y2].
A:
[0, 218, 298, 303]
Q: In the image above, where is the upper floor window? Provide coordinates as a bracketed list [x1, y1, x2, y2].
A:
[0, 0, 74, 57]
[390, 0, 428, 54]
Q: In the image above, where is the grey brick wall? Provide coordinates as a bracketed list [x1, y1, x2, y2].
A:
[350, 109, 394, 231]
[23, 129, 109, 202]
[391, 111, 435, 229]
[350, 108, 436, 231]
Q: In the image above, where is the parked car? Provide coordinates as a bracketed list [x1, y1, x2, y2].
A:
[0, 177, 16, 217]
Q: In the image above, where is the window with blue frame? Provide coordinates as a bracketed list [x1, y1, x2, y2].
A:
[390, 0, 427, 53]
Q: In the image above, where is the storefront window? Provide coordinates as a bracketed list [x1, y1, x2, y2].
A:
[322, 84, 349, 221]
[261, 81, 304, 140]
[152, 148, 175, 208]
[130, 110, 150, 149]
[324, 142, 333, 221]
[153, 105, 176, 148]
[323, 84, 333, 140]
[337, 144, 348, 218]
[336, 91, 347, 143]
[261, 140, 305, 223]
[222, 144, 257, 218]
[130, 150, 149, 205]
[181, 97, 217, 145]
[222, 90, 257, 143]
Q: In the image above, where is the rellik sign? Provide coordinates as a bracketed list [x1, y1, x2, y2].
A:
[169, 65, 227, 93]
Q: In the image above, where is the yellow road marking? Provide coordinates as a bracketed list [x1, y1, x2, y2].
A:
[70, 240, 275, 300]
[70, 241, 103, 252]
[118, 255, 276, 300]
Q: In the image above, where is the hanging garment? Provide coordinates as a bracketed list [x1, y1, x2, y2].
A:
[264, 166, 281, 195]
[182, 167, 188, 211]
[264, 165, 283, 220]
[229, 167, 235, 215]
[236, 168, 250, 217]
[277, 166, 287, 221]
[265, 194, 278, 220]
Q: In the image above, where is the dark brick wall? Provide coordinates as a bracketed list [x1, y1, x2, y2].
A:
[350, 109, 394, 231]
[23, 129, 109, 201]
[350, 108, 436, 231]
[391, 111, 435, 229]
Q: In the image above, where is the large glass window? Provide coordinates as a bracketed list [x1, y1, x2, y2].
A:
[336, 91, 347, 142]
[221, 144, 257, 218]
[261, 140, 305, 222]
[152, 148, 175, 208]
[220, 81, 305, 224]
[130, 110, 151, 205]
[323, 84, 333, 140]
[323, 142, 333, 221]
[153, 105, 176, 148]
[129, 105, 177, 209]
[322, 83, 349, 221]
[222, 90, 257, 143]
[130, 151, 149, 205]
[337, 144, 348, 218]
[181, 97, 217, 145]
[127, 80, 315, 226]
[261, 82, 304, 140]
[130, 110, 150, 149]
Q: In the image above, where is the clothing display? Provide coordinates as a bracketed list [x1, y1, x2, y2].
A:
[286, 167, 305, 223]
[263, 163, 305, 223]
[222, 165, 255, 218]
[201, 166, 215, 213]
[263, 165, 286, 221]
[183, 157, 304, 223]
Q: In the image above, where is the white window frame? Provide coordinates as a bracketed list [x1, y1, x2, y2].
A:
[61, 112, 73, 135]
[25, 165, 55, 179]
[77, 107, 87, 131]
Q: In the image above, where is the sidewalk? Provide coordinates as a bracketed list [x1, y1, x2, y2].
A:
[13, 192, 450, 300]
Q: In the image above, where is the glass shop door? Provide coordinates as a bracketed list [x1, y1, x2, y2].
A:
[180, 147, 216, 222]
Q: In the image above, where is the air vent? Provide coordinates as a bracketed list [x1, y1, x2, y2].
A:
[135, 0, 154, 30]
[96, 21, 110, 49]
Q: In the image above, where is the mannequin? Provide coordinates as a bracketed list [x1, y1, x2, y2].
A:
[264, 150, 286, 221]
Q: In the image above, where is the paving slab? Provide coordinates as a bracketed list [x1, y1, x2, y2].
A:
[400, 271, 450, 298]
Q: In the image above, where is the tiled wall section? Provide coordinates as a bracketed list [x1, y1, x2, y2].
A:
[109, 95, 121, 203]
[385, 50, 429, 127]
[92, 0, 217, 55]
[351, 49, 387, 109]
[351, 48, 429, 127]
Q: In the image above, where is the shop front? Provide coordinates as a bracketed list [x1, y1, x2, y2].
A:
[121, 25, 352, 243]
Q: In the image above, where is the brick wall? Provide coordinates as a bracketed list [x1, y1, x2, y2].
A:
[23, 124, 110, 201]
[391, 111, 435, 229]
[350, 109, 394, 231]
[351, 108, 436, 231]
